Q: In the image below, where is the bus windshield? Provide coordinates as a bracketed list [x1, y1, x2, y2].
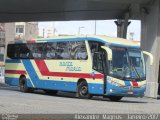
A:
[110, 47, 145, 80]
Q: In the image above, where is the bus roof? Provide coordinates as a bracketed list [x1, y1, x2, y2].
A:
[14, 35, 140, 48]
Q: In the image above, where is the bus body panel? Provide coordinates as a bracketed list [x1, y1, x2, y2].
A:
[5, 59, 104, 94]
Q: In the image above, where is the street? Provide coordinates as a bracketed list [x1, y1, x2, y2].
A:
[0, 85, 160, 114]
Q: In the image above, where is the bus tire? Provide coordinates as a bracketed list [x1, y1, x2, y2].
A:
[108, 96, 123, 101]
[77, 81, 92, 99]
[19, 76, 33, 93]
[44, 90, 57, 95]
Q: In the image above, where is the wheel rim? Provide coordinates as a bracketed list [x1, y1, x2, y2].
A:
[80, 85, 88, 96]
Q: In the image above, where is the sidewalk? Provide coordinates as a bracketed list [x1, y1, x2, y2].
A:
[0, 83, 8, 87]
[0, 76, 4, 83]
[0, 77, 8, 87]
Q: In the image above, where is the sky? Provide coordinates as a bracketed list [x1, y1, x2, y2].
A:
[38, 20, 141, 40]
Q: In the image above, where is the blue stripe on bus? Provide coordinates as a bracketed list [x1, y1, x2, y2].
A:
[6, 59, 21, 63]
[5, 77, 77, 92]
[22, 60, 38, 87]
[88, 83, 104, 95]
[37, 38, 88, 43]
[5, 76, 104, 94]
[5, 77, 19, 86]
[38, 37, 103, 43]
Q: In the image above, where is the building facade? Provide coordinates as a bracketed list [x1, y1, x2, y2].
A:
[15, 22, 38, 41]
[0, 22, 38, 66]
[0, 22, 38, 81]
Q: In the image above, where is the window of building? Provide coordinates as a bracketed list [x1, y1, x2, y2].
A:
[16, 25, 24, 33]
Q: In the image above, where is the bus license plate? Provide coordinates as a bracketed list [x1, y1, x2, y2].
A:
[127, 92, 133, 94]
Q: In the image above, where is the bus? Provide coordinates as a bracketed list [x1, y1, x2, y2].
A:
[5, 36, 153, 101]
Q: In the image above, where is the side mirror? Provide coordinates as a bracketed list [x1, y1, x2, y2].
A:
[143, 51, 153, 65]
[101, 46, 112, 61]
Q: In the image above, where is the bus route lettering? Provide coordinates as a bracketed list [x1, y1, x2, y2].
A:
[59, 62, 73, 66]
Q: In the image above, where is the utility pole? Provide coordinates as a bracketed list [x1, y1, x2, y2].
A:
[43, 28, 45, 38]
[94, 20, 97, 35]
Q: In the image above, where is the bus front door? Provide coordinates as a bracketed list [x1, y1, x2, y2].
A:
[93, 52, 107, 94]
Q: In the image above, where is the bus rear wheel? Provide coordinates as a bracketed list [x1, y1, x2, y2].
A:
[107, 96, 123, 101]
[77, 81, 92, 99]
[19, 76, 33, 93]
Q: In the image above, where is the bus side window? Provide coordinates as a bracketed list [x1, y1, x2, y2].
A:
[70, 41, 88, 60]
[93, 52, 103, 73]
[7, 44, 15, 59]
[88, 41, 104, 55]
[13, 45, 20, 59]
[56, 42, 70, 59]
[19, 44, 30, 59]
[46, 42, 57, 59]
[88, 41, 105, 62]
[7, 44, 28, 59]
[29, 43, 46, 59]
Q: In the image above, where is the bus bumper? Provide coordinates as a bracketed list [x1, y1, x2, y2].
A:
[105, 82, 146, 97]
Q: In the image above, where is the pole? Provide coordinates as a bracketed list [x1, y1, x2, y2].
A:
[43, 28, 45, 38]
[95, 20, 96, 35]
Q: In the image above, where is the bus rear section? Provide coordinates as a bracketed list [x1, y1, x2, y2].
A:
[5, 40, 105, 98]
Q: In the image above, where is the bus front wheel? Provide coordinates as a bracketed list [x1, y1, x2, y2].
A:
[19, 77, 33, 93]
[77, 81, 92, 99]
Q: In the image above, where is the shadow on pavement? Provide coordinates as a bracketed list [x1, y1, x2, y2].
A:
[0, 85, 148, 103]
[33, 90, 148, 103]
[0, 83, 19, 91]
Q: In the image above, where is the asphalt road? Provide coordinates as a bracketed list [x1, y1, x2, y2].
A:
[0, 85, 160, 114]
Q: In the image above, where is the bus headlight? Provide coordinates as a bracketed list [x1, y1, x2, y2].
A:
[107, 76, 125, 87]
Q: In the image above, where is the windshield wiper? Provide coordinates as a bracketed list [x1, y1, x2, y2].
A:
[131, 64, 141, 81]
[126, 48, 142, 81]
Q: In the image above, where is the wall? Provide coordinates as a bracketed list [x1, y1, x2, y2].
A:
[141, 0, 160, 98]
[25, 22, 38, 40]
[5, 23, 15, 44]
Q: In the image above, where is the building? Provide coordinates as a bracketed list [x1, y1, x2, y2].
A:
[5, 23, 16, 44]
[38, 22, 56, 38]
[45, 27, 56, 38]
[0, 23, 5, 47]
[0, 22, 38, 79]
[0, 22, 38, 82]
[0, 23, 15, 60]
[15, 22, 38, 41]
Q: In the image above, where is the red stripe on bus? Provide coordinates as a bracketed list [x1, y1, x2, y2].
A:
[35, 60, 104, 79]
[132, 81, 138, 87]
[5, 70, 27, 75]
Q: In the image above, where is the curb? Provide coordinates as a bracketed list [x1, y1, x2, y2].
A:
[0, 83, 9, 87]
